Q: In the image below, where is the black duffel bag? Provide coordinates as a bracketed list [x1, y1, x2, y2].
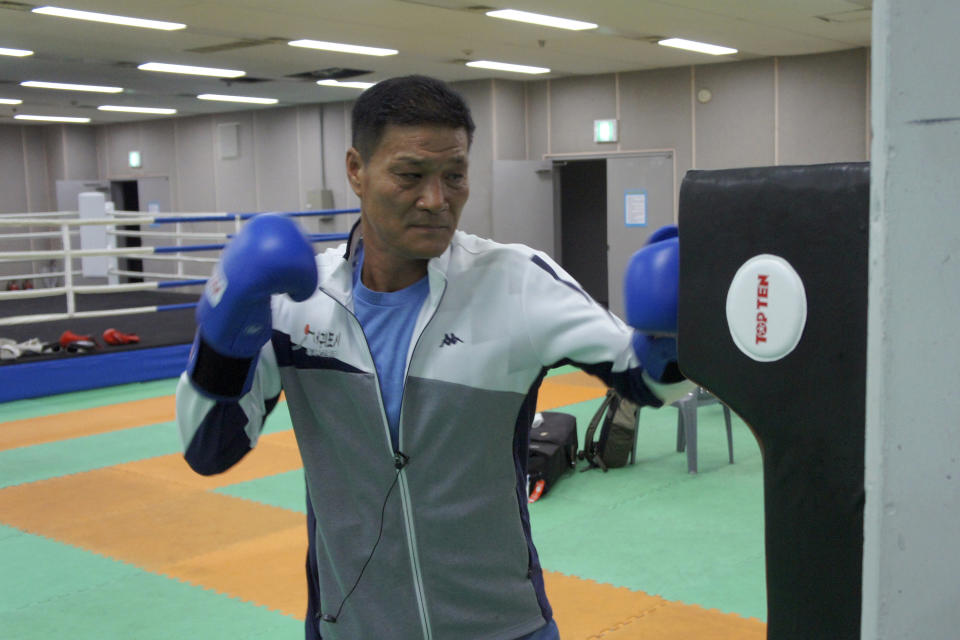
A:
[527, 411, 578, 502]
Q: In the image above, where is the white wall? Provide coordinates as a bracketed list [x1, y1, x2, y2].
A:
[523, 48, 868, 177]
[0, 48, 870, 280]
[862, 1, 960, 638]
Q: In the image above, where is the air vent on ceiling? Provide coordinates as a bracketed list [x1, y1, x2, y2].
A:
[286, 68, 372, 81]
[218, 76, 271, 84]
[0, 1, 35, 11]
[186, 38, 288, 54]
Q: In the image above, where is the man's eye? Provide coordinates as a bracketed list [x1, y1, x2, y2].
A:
[446, 173, 465, 183]
[398, 172, 421, 180]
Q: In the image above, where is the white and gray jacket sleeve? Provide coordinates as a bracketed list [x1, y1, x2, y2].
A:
[175, 336, 282, 475]
[520, 251, 692, 406]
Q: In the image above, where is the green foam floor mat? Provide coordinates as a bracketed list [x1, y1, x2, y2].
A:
[0, 422, 182, 489]
[529, 398, 767, 620]
[215, 469, 307, 514]
[0, 524, 301, 640]
[0, 378, 180, 423]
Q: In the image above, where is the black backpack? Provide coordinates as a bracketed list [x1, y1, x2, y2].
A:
[578, 389, 640, 472]
[527, 411, 578, 502]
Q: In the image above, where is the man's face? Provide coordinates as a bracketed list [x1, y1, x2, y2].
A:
[348, 123, 470, 263]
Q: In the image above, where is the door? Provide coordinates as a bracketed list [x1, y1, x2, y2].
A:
[137, 176, 171, 213]
[555, 159, 608, 307]
[605, 152, 675, 319]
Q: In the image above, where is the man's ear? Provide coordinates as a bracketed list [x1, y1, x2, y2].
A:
[345, 147, 364, 197]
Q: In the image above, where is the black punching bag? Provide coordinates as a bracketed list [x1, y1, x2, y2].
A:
[677, 163, 869, 639]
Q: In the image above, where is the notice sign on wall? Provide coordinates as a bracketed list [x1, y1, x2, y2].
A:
[624, 190, 647, 227]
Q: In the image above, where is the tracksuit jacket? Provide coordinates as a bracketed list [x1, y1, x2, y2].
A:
[175, 224, 688, 640]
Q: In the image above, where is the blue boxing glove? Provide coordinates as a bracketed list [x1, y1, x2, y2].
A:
[188, 214, 317, 398]
[624, 225, 678, 335]
[624, 225, 683, 383]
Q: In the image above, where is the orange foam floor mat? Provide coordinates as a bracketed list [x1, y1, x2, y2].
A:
[0, 375, 766, 638]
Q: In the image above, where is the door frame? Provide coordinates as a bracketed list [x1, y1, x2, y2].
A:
[544, 147, 679, 223]
[546, 148, 678, 314]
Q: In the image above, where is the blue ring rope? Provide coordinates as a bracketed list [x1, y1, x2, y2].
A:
[152, 233, 348, 253]
[157, 279, 206, 288]
[157, 302, 198, 312]
[152, 208, 360, 224]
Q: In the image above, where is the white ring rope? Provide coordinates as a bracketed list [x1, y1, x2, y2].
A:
[0, 216, 157, 227]
[127, 254, 218, 264]
[0, 231, 71, 241]
[110, 269, 208, 280]
[107, 229, 230, 241]
[0, 211, 78, 218]
[2, 246, 157, 261]
[2, 305, 172, 327]
[1, 205, 358, 328]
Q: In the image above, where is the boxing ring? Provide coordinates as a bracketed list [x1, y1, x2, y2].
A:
[0, 198, 359, 403]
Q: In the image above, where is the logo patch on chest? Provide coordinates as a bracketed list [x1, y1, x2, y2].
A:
[439, 333, 464, 347]
[301, 323, 342, 356]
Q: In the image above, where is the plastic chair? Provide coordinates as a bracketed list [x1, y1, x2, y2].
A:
[673, 387, 734, 473]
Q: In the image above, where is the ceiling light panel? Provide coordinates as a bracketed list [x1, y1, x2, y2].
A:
[31, 6, 186, 30]
[657, 38, 737, 56]
[486, 9, 597, 31]
[288, 40, 398, 56]
[98, 105, 177, 115]
[316, 79, 376, 89]
[0, 98, 24, 105]
[15, 114, 91, 123]
[0, 47, 34, 57]
[138, 62, 245, 78]
[466, 60, 550, 75]
[21, 80, 123, 93]
[197, 94, 278, 105]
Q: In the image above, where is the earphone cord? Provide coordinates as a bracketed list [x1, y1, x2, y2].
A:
[321, 452, 408, 624]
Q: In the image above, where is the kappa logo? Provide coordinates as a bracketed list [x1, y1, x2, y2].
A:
[440, 333, 463, 347]
[302, 323, 342, 356]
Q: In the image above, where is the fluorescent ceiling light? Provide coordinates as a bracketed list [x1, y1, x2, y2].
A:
[0, 98, 23, 105]
[317, 79, 376, 90]
[15, 114, 91, 123]
[288, 39, 397, 57]
[0, 47, 34, 57]
[466, 60, 550, 75]
[197, 93, 278, 105]
[98, 105, 177, 115]
[486, 9, 597, 31]
[657, 38, 737, 56]
[32, 6, 185, 30]
[138, 62, 245, 78]
[21, 80, 123, 93]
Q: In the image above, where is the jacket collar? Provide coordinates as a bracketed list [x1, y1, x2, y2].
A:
[322, 218, 452, 308]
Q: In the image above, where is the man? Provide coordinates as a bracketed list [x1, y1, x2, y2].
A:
[176, 75, 690, 640]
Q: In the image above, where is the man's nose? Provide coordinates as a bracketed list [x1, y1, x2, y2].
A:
[417, 176, 448, 212]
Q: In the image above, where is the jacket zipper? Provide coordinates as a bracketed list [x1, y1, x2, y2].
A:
[318, 280, 445, 640]
[393, 275, 447, 640]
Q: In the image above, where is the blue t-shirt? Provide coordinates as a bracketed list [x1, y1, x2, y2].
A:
[352, 252, 430, 451]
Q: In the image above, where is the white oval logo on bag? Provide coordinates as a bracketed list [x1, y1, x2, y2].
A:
[725, 254, 807, 362]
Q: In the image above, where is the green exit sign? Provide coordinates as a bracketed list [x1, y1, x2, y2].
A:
[594, 119, 618, 143]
